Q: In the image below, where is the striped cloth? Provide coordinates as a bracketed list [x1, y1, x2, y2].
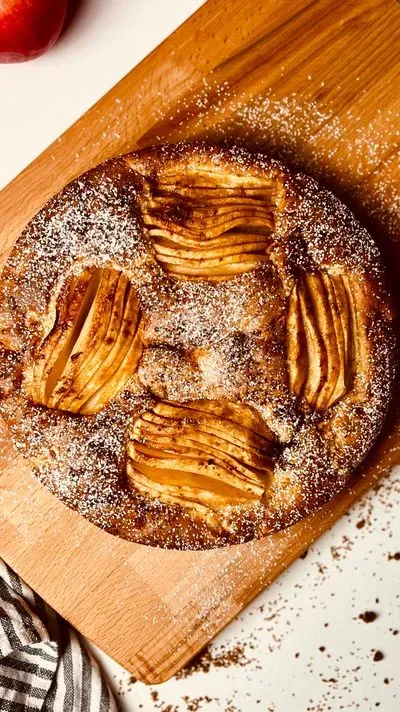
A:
[0, 559, 118, 712]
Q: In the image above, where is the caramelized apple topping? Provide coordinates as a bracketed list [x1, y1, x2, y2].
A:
[286, 272, 355, 410]
[25, 267, 143, 414]
[143, 172, 283, 280]
[127, 400, 275, 511]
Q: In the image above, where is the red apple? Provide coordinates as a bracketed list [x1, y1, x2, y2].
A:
[0, 0, 68, 62]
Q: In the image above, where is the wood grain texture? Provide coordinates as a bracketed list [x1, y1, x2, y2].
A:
[1, 0, 400, 684]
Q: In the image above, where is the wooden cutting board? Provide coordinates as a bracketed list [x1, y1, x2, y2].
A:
[1, 0, 400, 685]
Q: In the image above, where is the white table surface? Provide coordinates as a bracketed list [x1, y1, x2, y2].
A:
[1, 2, 399, 710]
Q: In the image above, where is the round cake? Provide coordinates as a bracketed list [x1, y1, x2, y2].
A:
[0, 143, 396, 549]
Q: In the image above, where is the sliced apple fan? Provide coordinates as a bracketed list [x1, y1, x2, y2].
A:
[127, 400, 276, 510]
[25, 267, 143, 414]
[286, 272, 356, 410]
[143, 173, 281, 280]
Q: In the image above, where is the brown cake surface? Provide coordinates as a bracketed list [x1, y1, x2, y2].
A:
[0, 143, 396, 549]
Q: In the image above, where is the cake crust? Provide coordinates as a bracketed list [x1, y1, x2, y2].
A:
[0, 143, 397, 549]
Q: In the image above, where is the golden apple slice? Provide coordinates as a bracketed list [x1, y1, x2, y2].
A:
[185, 206, 276, 222]
[80, 314, 143, 415]
[156, 172, 273, 189]
[159, 255, 270, 280]
[149, 229, 270, 249]
[47, 269, 121, 409]
[286, 282, 307, 396]
[142, 174, 279, 280]
[155, 252, 269, 268]
[341, 274, 366, 379]
[27, 269, 97, 403]
[127, 399, 275, 511]
[127, 462, 253, 512]
[132, 401, 273, 480]
[145, 212, 273, 239]
[296, 277, 327, 407]
[149, 195, 276, 211]
[135, 414, 269, 471]
[150, 196, 276, 209]
[52, 271, 130, 411]
[331, 276, 352, 376]
[159, 400, 275, 443]
[305, 273, 340, 411]
[286, 271, 357, 411]
[140, 408, 271, 454]
[322, 274, 348, 406]
[137, 419, 270, 470]
[65, 281, 143, 415]
[154, 239, 270, 261]
[25, 267, 143, 415]
[130, 441, 265, 494]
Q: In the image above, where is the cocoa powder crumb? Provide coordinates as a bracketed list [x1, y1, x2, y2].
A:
[359, 611, 378, 623]
[175, 642, 252, 678]
[182, 695, 213, 711]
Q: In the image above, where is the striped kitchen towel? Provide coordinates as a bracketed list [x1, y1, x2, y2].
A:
[0, 559, 118, 712]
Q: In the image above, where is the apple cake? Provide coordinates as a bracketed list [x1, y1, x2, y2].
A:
[0, 143, 397, 549]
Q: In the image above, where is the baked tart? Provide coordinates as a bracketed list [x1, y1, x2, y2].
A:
[0, 143, 396, 549]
